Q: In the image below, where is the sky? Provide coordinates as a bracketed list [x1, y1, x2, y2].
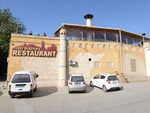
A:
[0, 0, 150, 37]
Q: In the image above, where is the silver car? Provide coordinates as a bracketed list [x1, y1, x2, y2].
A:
[68, 74, 86, 93]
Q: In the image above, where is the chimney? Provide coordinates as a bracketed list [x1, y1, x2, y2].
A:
[84, 14, 94, 26]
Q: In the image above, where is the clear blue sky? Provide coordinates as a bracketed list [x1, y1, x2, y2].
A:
[0, 0, 150, 37]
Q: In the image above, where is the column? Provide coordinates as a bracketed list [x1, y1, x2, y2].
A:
[58, 28, 67, 87]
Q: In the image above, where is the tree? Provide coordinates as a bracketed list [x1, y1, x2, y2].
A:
[0, 8, 26, 80]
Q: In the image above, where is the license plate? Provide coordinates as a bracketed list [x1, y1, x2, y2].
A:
[16, 86, 24, 88]
[112, 82, 117, 84]
[75, 83, 81, 85]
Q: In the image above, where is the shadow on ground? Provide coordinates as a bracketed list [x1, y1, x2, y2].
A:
[15, 86, 58, 99]
[86, 85, 94, 93]
[0, 91, 3, 96]
[34, 86, 58, 98]
[69, 85, 94, 94]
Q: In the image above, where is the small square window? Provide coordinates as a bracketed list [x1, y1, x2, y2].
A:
[107, 62, 113, 67]
[94, 62, 100, 67]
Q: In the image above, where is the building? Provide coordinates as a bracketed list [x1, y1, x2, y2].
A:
[7, 14, 150, 86]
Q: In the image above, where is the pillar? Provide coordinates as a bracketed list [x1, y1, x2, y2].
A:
[58, 28, 67, 87]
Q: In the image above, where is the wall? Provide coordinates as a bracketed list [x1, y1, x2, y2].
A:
[7, 34, 60, 86]
[122, 44, 146, 76]
[7, 34, 147, 86]
[68, 41, 120, 81]
[68, 40, 146, 82]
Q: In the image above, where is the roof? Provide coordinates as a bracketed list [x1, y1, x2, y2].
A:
[14, 71, 34, 75]
[97, 73, 116, 76]
[54, 24, 150, 40]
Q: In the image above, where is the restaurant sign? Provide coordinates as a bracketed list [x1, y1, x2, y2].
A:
[12, 41, 57, 57]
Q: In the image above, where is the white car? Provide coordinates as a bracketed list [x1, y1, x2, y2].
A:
[8, 71, 38, 98]
[68, 74, 86, 93]
[90, 73, 122, 92]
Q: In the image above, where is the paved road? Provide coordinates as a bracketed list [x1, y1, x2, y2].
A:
[0, 81, 150, 113]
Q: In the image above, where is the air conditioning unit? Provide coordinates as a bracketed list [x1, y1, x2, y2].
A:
[69, 60, 76, 66]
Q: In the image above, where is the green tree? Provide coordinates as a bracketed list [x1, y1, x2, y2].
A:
[0, 8, 26, 80]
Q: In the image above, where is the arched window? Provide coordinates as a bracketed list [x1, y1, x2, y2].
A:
[109, 45, 112, 49]
[103, 44, 106, 49]
[114, 45, 118, 49]
[73, 43, 76, 48]
[85, 44, 88, 48]
[91, 44, 94, 48]
[79, 43, 82, 48]
[131, 47, 135, 51]
[138, 48, 142, 52]
[123, 45, 128, 50]
[97, 44, 100, 48]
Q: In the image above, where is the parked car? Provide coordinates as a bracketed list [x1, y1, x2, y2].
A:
[90, 73, 122, 92]
[8, 71, 38, 98]
[68, 74, 86, 93]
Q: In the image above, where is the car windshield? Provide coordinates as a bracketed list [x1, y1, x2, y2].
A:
[11, 74, 30, 83]
[71, 76, 84, 82]
[108, 76, 118, 81]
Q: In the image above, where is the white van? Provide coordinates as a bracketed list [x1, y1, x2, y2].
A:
[8, 71, 38, 98]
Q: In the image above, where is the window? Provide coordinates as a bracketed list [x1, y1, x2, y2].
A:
[114, 45, 118, 49]
[73, 43, 76, 48]
[94, 62, 100, 67]
[11, 74, 30, 83]
[130, 59, 136, 72]
[100, 75, 105, 79]
[85, 44, 88, 48]
[123, 45, 128, 50]
[97, 44, 100, 48]
[91, 44, 94, 48]
[107, 62, 113, 67]
[79, 43, 82, 48]
[103, 44, 106, 49]
[71, 76, 84, 82]
[109, 45, 112, 49]
[108, 76, 118, 81]
[131, 47, 135, 51]
[93, 75, 100, 79]
[138, 48, 142, 52]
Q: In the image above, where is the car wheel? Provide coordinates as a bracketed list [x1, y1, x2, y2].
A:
[83, 90, 86, 93]
[68, 88, 71, 94]
[10, 95, 15, 98]
[68, 90, 71, 94]
[102, 85, 108, 92]
[29, 90, 33, 97]
[90, 81, 94, 87]
[120, 86, 123, 90]
[34, 86, 37, 92]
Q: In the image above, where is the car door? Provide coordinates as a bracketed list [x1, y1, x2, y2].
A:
[92, 74, 100, 87]
[99, 75, 106, 88]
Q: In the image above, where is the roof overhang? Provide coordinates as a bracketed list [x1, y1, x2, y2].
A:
[54, 24, 149, 40]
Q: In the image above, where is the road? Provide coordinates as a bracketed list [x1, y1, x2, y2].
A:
[0, 81, 150, 113]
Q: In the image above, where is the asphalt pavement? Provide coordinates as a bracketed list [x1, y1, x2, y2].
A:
[0, 81, 150, 113]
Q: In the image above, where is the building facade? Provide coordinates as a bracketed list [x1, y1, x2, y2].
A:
[7, 15, 150, 86]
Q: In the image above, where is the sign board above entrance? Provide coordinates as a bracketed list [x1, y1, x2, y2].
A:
[12, 41, 57, 57]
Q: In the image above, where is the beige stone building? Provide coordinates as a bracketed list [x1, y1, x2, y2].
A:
[7, 14, 150, 86]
